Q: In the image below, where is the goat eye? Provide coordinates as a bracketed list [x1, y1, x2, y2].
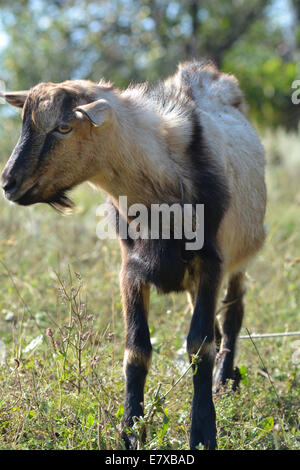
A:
[55, 125, 72, 134]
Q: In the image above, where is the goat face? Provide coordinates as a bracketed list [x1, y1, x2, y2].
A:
[1, 81, 113, 211]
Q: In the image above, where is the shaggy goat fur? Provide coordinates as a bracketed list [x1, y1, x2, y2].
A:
[1, 60, 266, 450]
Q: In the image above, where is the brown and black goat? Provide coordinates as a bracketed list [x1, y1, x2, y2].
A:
[1, 60, 266, 449]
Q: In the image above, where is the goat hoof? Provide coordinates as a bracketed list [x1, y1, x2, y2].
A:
[121, 424, 146, 450]
[190, 414, 217, 450]
[121, 430, 138, 450]
[214, 365, 241, 393]
[190, 431, 217, 450]
[231, 366, 241, 391]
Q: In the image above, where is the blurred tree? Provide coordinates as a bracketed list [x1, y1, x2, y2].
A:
[0, 0, 299, 128]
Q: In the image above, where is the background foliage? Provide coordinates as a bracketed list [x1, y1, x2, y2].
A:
[0, 0, 300, 128]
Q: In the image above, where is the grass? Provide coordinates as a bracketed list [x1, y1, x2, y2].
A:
[0, 126, 299, 450]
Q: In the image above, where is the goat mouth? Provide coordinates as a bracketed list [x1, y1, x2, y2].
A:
[13, 183, 75, 214]
[8, 181, 40, 206]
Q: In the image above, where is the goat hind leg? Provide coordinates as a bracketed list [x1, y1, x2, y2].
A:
[214, 271, 246, 390]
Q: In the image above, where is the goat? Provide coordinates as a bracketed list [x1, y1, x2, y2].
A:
[1, 60, 266, 450]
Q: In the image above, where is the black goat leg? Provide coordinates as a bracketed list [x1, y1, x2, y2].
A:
[187, 258, 222, 450]
[214, 271, 245, 391]
[120, 268, 152, 449]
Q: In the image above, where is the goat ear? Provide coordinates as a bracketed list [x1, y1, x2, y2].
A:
[1, 91, 29, 108]
[75, 99, 112, 127]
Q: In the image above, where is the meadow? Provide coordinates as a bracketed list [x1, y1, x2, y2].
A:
[0, 125, 299, 450]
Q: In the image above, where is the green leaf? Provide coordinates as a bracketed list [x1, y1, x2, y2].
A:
[85, 413, 94, 428]
[261, 416, 274, 433]
[116, 405, 124, 418]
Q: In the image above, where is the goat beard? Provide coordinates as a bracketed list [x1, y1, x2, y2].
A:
[48, 189, 75, 214]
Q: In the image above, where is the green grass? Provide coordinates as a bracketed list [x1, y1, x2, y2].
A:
[0, 127, 299, 450]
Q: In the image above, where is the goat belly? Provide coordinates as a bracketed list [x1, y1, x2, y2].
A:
[126, 238, 188, 293]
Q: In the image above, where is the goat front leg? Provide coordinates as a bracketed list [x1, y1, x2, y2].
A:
[187, 259, 222, 450]
[121, 270, 152, 449]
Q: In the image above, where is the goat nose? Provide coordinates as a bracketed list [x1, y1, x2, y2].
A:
[2, 176, 18, 193]
[1, 168, 22, 197]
